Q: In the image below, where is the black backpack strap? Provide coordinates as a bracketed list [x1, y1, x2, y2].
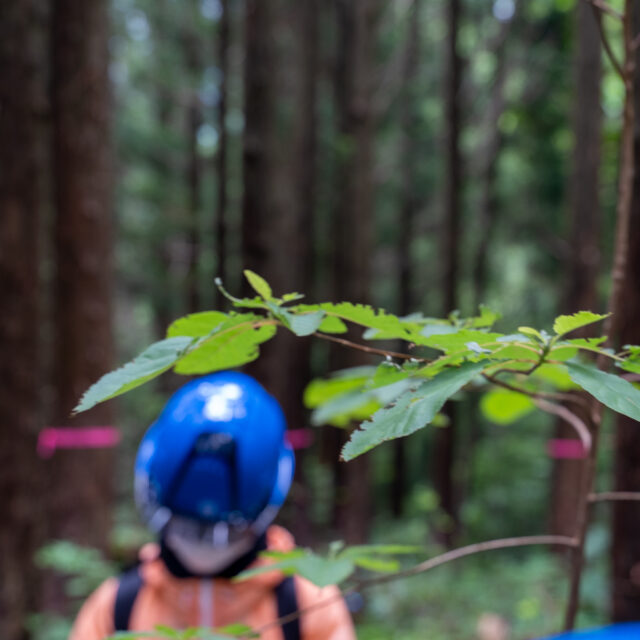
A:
[113, 566, 144, 631]
[275, 576, 301, 640]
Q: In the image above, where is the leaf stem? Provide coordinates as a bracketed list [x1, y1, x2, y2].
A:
[312, 332, 427, 361]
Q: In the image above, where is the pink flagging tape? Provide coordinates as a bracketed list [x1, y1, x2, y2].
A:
[285, 428, 314, 450]
[547, 438, 587, 460]
[37, 427, 121, 459]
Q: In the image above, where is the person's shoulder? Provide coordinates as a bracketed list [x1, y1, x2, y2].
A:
[69, 577, 119, 640]
[293, 576, 356, 640]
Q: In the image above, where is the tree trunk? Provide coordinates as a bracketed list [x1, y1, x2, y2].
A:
[241, 0, 317, 542]
[214, 0, 230, 304]
[0, 1, 45, 636]
[50, 0, 114, 563]
[612, 1, 640, 620]
[550, 0, 602, 540]
[434, 0, 463, 547]
[391, 0, 421, 519]
[183, 5, 202, 313]
[186, 98, 202, 312]
[330, 0, 379, 544]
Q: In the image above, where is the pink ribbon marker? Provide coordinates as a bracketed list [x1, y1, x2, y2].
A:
[37, 427, 121, 459]
[547, 438, 587, 460]
[285, 428, 314, 450]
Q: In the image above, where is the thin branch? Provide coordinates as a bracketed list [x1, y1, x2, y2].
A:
[586, 0, 623, 20]
[587, 0, 625, 78]
[533, 398, 592, 454]
[312, 332, 427, 361]
[589, 491, 640, 502]
[251, 535, 577, 637]
[482, 373, 590, 409]
[353, 535, 579, 587]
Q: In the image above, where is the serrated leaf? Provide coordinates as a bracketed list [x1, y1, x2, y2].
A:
[566, 362, 640, 422]
[167, 311, 229, 338]
[420, 324, 459, 338]
[342, 361, 486, 460]
[290, 305, 348, 334]
[549, 345, 579, 361]
[466, 305, 502, 328]
[369, 361, 409, 389]
[619, 360, 640, 374]
[553, 311, 609, 337]
[319, 302, 408, 335]
[518, 327, 544, 341]
[244, 270, 272, 299]
[480, 388, 535, 425]
[416, 330, 504, 352]
[281, 309, 325, 336]
[74, 337, 194, 413]
[175, 324, 276, 374]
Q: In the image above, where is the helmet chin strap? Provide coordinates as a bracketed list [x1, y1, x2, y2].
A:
[160, 530, 267, 579]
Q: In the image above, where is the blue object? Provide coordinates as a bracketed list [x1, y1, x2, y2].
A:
[135, 371, 294, 536]
[542, 623, 640, 639]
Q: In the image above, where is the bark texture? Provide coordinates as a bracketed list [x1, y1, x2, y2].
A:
[392, 0, 421, 518]
[50, 0, 115, 558]
[434, 0, 463, 546]
[612, 1, 640, 620]
[550, 0, 602, 540]
[241, 0, 318, 541]
[0, 1, 45, 636]
[330, 0, 379, 543]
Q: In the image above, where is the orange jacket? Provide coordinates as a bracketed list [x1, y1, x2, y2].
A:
[69, 526, 356, 640]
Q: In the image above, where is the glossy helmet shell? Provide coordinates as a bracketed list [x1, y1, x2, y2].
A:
[134, 371, 294, 533]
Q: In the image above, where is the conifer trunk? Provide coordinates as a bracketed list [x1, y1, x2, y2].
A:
[550, 0, 602, 540]
[330, 0, 379, 543]
[612, 1, 640, 619]
[434, 0, 463, 546]
[50, 0, 115, 560]
[0, 1, 45, 636]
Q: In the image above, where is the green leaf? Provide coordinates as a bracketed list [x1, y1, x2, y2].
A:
[167, 311, 228, 338]
[215, 624, 260, 638]
[352, 556, 399, 572]
[480, 388, 535, 425]
[342, 361, 486, 460]
[74, 337, 194, 413]
[280, 309, 326, 337]
[466, 305, 502, 328]
[416, 330, 504, 352]
[291, 305, 348, 333]
[154, 626, 180, 638]
[553, 311, 609, 337]
[517, 327, 544, 342]
[340, 544, 421, 557]
[244, 270, 272, 299]
[319, 302, 408, 335]
[174, 323, 276, 374]
[532, 364, 577, 390]
[549, 345, 579, 361]
[566, 362, 640, 422]
[304, 369, 375, 408]
[237, 551, 355, 588]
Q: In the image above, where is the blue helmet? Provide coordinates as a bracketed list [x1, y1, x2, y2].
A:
[134, 371, 294, 541]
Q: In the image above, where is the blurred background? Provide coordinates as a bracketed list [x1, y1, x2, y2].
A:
[2, 0, 639, 638]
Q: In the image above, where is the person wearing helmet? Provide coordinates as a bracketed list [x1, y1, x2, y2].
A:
[70, 372, 356, 640]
